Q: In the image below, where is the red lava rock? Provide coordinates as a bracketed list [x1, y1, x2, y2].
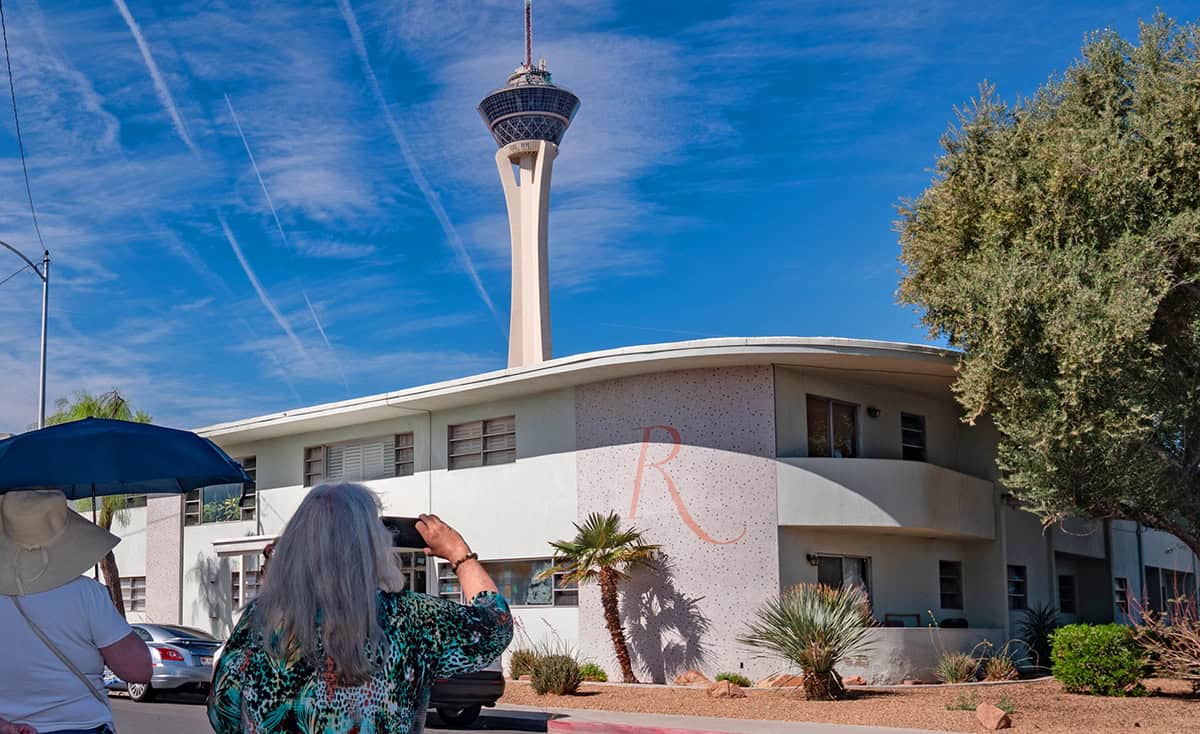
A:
[673, 669, 711, 687]
[706, 680, 747, 699]
[843, 675, 867, 686]
[518, 674, 531, 681]
[975, 703, 1012, 730]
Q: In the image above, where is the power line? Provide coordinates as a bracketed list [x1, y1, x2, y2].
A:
[0, 261, 29, 287]
[0, 0, 47, 254]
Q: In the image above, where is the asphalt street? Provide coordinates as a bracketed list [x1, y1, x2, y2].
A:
[110, 694, 552, 733]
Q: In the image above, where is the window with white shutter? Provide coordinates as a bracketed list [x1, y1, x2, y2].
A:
[307, 435, 413, 484]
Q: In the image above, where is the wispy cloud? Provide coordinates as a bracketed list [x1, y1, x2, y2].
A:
[217, 214, 305, 357]
[303, 291, 349, 392]
[110, 0, 198, 154]
[224, 93, 290, 250]
[335, 0, 501, 329]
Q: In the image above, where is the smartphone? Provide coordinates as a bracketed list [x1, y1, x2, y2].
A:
[382, 516, 426, 549]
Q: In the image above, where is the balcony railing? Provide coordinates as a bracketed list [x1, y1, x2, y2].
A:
[777, 457, 996, 540]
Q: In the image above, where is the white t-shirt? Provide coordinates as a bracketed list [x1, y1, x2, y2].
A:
[0, 576, 132, 731]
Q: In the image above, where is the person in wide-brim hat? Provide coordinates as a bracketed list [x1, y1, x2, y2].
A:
[0, 488, 118, 596]
[0, 488, 151, 734]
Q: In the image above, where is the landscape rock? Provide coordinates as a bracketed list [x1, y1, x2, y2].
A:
[975, 703, 1012, 730]
[518, 674, 531, 682]
[902, 679, 925, 686]
[673, 669, 711, 687]
[843, 675, 866, 686]
[706, 680, 747, 699]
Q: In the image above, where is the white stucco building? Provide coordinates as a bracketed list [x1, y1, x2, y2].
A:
[108, 337, 1199, 683]
[106, 10, 1198, 684]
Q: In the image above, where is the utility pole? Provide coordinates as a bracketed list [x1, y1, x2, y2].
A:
[1, 239, 50, 428]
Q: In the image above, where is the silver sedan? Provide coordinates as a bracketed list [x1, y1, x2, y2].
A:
[104, 623, 222, 702]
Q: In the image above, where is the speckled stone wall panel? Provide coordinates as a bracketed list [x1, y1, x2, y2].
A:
[145, 494, 183, 623]
[575, 366, 779, 681]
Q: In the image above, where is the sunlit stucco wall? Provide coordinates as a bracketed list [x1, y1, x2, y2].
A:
[575, 366, 779, 682]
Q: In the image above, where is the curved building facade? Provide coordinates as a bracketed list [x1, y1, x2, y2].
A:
[116, 338, 1200, 684]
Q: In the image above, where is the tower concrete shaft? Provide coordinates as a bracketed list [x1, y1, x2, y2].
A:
[478, 1, 579, 368]
[496, 140, 557, 367]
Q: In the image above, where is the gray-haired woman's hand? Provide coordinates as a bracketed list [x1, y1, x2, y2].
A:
[415, 514, 471, 562]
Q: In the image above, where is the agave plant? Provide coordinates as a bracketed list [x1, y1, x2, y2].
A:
[738, 583, 873, 700]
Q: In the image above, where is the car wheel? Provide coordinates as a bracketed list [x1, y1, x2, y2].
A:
[436, 704, 481, 727]
[127, 682, 156, 702]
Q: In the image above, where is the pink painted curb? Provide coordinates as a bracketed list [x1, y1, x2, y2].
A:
[547, 719, 733, 734]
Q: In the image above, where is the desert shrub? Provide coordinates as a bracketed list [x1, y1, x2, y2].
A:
[983, 652, 1019, 681]
[531, 654, 583, 695]
[945, 690, 979, 711]
[1050, 624, 1144, 696]
[934, 651, 980, 683]
[579, 662, 608, 682]
[1132, 603, 1200, 692]
[739, 583, 873, 700]
[1017, 604, 1059, 670]
[509, 648, 539, 680]
[715, 672, 752, 687]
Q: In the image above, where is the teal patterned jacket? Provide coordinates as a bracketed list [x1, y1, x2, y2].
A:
[208, 590, 512, 734]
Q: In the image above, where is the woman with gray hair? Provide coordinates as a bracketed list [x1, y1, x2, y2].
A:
[208, 483, 512, 733]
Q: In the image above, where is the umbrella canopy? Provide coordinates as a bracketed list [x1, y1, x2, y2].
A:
[0, 417, 250, 499]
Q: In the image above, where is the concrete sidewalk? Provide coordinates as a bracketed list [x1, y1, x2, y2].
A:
[497, 704, 941, 734]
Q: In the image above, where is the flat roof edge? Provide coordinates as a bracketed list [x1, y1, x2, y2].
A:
[196, 337, 956, 438]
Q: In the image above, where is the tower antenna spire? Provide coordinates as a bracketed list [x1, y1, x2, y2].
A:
[524, 0, 533, 68]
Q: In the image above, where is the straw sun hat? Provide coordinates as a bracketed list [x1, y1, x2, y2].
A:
[0, 489, 118, 596]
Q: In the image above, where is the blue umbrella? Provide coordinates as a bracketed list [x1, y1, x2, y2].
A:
[0, 417, 250, 498]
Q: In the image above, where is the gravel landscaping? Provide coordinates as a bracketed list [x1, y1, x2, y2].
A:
[500, 678, 1199, 732]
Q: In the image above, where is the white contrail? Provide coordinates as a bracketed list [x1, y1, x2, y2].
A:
[224, 93, 291, 250]
[303, 291, 350, 392]
[334, 0, 501, 330]
[111, 0, 198, 154]
[218, 215, 306, 357]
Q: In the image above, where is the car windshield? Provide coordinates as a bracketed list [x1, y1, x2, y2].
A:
[153, 625, 219, 641]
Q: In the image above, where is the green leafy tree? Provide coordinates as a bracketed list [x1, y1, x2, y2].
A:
[539, 512, 661, 683]
[897, 14, 1200, 556]
[49, 389, 153, 616]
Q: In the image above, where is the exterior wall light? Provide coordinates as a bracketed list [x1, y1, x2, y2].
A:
[806, 553, 820, 566]
[866, 406, 881, 418]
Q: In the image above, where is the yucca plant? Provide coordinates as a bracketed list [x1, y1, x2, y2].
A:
[1017, 603, 1059, 670]
[738, 583, 873, 700]
[538, 512, 661, 683]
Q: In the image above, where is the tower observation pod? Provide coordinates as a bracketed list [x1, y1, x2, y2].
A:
[478, 0, 580, 368]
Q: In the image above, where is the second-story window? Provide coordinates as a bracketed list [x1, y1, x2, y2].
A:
[185, 455, 256, 525]
[448, 416, 516, 470]
[304, 434, 414, 486]
[901, 413, 927, 461]
[806, 396, 857, 458]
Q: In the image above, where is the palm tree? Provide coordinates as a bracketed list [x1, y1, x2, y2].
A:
[48, 389, 152, 617]
[738, 583, 874, 700]
[539, 512, 660, 683]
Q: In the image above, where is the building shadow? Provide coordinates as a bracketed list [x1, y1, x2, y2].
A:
[620, 557, 711, 684]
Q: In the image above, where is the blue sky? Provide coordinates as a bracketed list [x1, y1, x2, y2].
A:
[0, 0, 1184, 431]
